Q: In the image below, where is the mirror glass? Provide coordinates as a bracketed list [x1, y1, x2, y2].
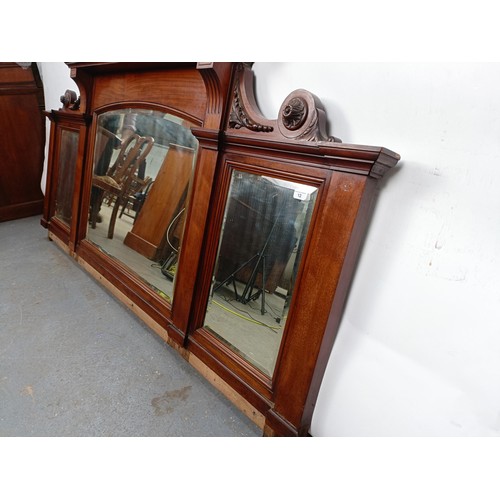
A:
[54, 129, 79, 226]
[204, 169, 318, 377]
[86, 108, 198, 303]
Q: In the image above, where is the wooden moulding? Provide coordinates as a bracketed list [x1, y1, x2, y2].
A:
[43, 62, 400, 437]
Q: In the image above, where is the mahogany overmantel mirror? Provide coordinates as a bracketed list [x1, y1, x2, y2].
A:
[42, 62, 400, 436]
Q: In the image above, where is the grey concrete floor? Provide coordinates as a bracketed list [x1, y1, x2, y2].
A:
[0, 216, 261, 437]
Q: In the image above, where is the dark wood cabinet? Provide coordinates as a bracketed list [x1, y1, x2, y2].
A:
[42, 62, 400, 436]
[0, 63, 45, 222]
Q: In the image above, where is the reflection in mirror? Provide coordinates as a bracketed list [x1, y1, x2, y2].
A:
[86, 109, 198, 303]
[54, 129, 79, 226]
[204, 170, 318, 377]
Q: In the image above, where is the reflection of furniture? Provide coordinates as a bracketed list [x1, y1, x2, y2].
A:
[0, 63, 45, 222]
[124, 144, 194, 261]
[119, 175, 153, 221]
[90, 134, 154, 238]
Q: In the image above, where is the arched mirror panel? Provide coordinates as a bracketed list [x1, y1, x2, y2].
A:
[85, 108, 199, 303]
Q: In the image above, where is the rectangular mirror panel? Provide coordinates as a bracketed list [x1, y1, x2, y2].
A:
[54, 129, 79, 226]
[204, 169, 318, 377]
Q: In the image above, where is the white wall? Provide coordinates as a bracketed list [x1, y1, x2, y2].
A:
[37, 62, 79, 194]
[39, 62, 500, 436]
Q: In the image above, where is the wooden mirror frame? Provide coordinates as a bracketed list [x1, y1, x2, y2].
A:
[42, 62, 400, 436]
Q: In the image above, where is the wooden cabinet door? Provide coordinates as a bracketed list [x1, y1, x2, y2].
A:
[0, 63, 45, 222]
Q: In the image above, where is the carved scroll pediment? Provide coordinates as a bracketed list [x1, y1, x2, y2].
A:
[228, 64, 341, 144]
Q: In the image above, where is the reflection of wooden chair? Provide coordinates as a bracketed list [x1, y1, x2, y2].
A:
[119, 175, 153, 221]
[90, 134, 154, 238]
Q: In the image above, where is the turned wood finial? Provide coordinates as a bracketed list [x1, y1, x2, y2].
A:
[60, 89, 80, 111]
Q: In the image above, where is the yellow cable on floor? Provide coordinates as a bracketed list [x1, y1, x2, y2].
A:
[212, 300, 282, 331]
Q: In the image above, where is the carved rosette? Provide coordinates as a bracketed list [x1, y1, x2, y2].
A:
[278, 89, 338, 143]
[282, 97, 308, 131]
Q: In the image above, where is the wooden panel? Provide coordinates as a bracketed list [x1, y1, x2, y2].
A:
[0, 63, 45, 222]
[270, 172, 372, 433]
[92, 69, 207, 123]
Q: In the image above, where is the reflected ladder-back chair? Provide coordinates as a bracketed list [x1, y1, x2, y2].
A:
[90, 133, 154, 238]
[118, 175, 153, 221]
